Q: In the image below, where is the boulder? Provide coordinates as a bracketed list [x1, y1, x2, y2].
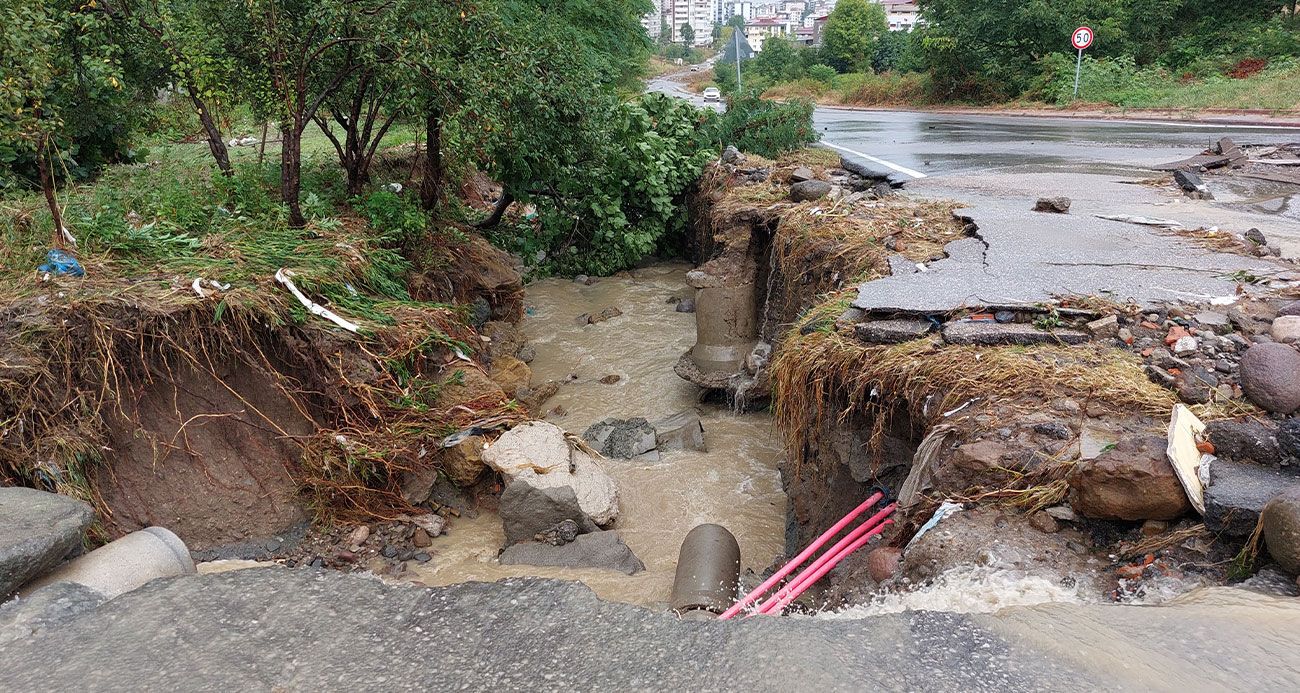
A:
[1205, 420, 1279, 466]
[1277, 300, 1300, 318]
[789, 166, 816, 183]
[1262, 488, 1300, 575]
[790, 180, 832, 202]
[1032, 197, 1071, 213]
[489, 355, 532, 399]
[483, 421, 620, 525]
[866, 547, 902, 583]
[0, 488, 94, 598]
[440, 435, 489, 487]
[499, 481, 600, 546]
[721, 146, 743, 164]
[583, 418, 658, 460]
[1271, 316, 1300, 344]
[652, 412, 707, 453]
[1068, 435, 1192, 521]
[433, 367, 505, 410]
[675, 299, 696, 313]
[498, 531, 644, 574]
[1205, 460, 1300, 536]
[1239, 343, 1300, 413]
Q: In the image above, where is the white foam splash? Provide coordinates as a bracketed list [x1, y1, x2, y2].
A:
[821, 566, 1094, 618]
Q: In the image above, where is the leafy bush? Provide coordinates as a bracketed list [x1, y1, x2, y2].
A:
[711, 91, 819, 159]
[808, 64, 838, 86]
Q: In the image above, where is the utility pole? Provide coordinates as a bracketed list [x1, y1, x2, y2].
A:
[734, 25, 742, 91]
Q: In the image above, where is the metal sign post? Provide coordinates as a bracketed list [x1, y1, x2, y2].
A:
[1072, 26, 1094, 101]
[735, 28, 742, 91]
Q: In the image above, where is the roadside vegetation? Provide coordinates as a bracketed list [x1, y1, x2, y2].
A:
[722, 0, 1300, 111]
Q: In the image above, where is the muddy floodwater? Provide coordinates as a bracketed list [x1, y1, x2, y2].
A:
[408, 263, 787, 606]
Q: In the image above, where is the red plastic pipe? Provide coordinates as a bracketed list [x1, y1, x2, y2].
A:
[756, 519, 895, 616]
[717, 491, 883, 620]
[752, 503, 896, 615]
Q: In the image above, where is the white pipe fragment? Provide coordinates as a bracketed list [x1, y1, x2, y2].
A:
[274, 268, 360, 333]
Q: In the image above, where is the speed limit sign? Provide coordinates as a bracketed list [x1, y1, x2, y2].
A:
[1072, 26, 1094, 50]
[1071, 27, 1094, 99]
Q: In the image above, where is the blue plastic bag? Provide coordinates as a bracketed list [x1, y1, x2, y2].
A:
[37, 249, 84, 277]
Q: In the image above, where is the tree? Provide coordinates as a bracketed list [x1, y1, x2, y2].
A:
[680, 21, 694, 45]
[727, 14, 746, 30]
[1, 0, 129, 247]
[754, 37, 805, 82]
[820, 0, 887, 73]
[712, 22, 723, 41]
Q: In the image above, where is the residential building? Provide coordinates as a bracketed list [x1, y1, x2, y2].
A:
[641, 0, 666, 40]
[727, 1, 757, 21]
[743, 17, 787, 51]
[881, 0, 919, 31]
[811, 14, 829, 46]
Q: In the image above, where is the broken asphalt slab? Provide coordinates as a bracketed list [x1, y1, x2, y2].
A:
[2, 568, 1299, 691]
[851, 204, 1281, 315]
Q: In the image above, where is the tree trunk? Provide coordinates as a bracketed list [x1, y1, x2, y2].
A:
[190, 93, 232, 177]
[281, 124, 305, 228]
[419, 110, 444, 211]
[475, 190, 514, 229]
[257, 121, 269, 167]
[37, 137, 67, 249]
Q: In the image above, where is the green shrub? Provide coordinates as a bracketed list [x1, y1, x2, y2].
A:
[808, 64, 837, 86]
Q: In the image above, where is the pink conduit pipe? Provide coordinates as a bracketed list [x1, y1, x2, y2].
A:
[717, 491, 884, 620]
[752, 503, 897, 615]
[756, 519, 895, 616]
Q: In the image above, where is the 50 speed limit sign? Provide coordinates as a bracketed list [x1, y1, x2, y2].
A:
[1071, 26, 1094, 99]
[1072, 26, 1094, 50]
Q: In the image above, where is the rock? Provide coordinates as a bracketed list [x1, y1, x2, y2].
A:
[1045, 506, 1079, 522]
[574, 313, 592, 326]
[1173, 368, 1215, 405]
[1028, 512, 1060, 534]
[347, 526, 370, 548]
[498, 531, 644, 574]
[1032, 197, 1071, 213]
[516, 344, 537, 363]
[499, 481, 600, 546]
[790, 166, 816, 183]
[790, 180, 832, 202]
[519, 380, 559, 415]
[406, 514, 446, 538]
[433, 367, 504, 410]
[1068, 435, 1192, 521]
[1239, 343, 1300, 413]
[1277, 300, 1300, 318]
[1173, 336, 1199, 355]
[428, 475, 479, 519]
[573, 275, 589, 285]
[1117, 328, 1133, 344]
[1245, 228, 1268, 246]
[483, 421, 620, 525]
[599, 374, 621, 385]
[721, 146, 743, 164]
[412, 528, 431, 548]
[1173, 169, 1208, 195]
[489, 355, 532, 398]
[854, 319, 934, 344]
[1262, 488, 1300, 575]
[1279, 419, 1300, 465]
[675, 299, 696, 313]
[588, 306, 623, 325]
[1206, 420, 1279, 466]
[652, 412, 707, 453]
[583, 418, 657, 459]
[0, 581, 105, 648]
[1085, 315, 1119, 338]
[1195, 311, 1230, 329]
[534, 519, 581, 546]
[440, 435, 489, 487]
[1272, 316, 1300, 344]
[900, 510, 1097, 587]
[995, 311, 1015, 324]
[941, 322, 1089, 346]
[1205, 460, 1300, 536]
[1141, 520, 1168, 537]
[871, 181, 894, 199]
[866, 547, 903, 583]
[0, 488, 94, 598]
[1034, 422, 1071, 440]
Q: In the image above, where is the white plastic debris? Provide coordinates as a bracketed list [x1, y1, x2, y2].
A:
[906, 501, 963, 549]
[190, 278, 231, 298]
[274, 268, 360, 333]
[1166, 404, 1207, 515]
[1095, 214, 1183, 228]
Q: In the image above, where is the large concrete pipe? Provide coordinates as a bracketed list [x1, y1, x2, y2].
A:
[687, 268, 758, 374]
[20, 526, 195, 599]
[670, 524, 741, 620]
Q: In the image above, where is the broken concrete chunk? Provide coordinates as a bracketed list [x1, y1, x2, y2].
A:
[1205, 460, 1300, 536]
[941, 321, 1090, 346]
[1172, 169, 1213, 198]
[789, 166, 816, 183]
[582, 418, 657, 459]
[1085, 315, 1119, 339]
[1032, 197, 1071, 214]
[498, 530, 645, 574]
[653, 412, 706, 453]
[854, 319, 935, 344]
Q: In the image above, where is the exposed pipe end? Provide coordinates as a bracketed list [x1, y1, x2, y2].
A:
[670, 524, 741, 617]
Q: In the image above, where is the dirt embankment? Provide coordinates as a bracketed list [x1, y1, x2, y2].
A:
[0, 231, 539, 554]
[682, 151, 1294, 608]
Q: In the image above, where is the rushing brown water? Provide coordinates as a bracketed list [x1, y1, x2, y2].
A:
[407, 263, 788, 606]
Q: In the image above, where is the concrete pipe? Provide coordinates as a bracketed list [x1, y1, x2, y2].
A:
[20, 526, 195, 599]
[670, 524, 741, 619]
[687, 270, 758, 374]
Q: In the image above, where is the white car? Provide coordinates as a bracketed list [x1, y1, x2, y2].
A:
[702, 87, 721, 102]
[690, 65, 701, 72]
